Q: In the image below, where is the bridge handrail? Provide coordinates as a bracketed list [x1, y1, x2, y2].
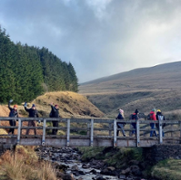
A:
[1, 117, 181, 147]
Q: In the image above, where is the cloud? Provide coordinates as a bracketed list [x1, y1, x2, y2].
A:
[0, 0, 181, 82]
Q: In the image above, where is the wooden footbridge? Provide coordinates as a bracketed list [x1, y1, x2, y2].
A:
[0, 117, 181, 148]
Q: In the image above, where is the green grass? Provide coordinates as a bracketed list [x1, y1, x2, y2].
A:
[78, 147, 143, 168]
[151, 159, 181, 180]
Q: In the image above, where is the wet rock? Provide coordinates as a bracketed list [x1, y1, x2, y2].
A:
[90, 159, 105, 169]
[130, 165, 142, 176]
[100, 167, 117, 176]
[119, 174, 126, 179]
[121, 167, 130, 175]
[57, 172, 75, 180]
[63, 173, 75, 180]
[77, 178, 83, 180]
[53, 162, 69, 171]
[82, 163, 90, 169]
[107, 166, 115, 171]
[93, 175, 106, 180]
[71, 165, 80, 171]
[90, 169, 97, 174]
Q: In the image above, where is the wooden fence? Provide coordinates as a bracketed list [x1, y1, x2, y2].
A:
[0, 117, 180, 147]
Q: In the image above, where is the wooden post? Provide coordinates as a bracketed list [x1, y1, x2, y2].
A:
[180, 122, 181, 138]
[159, 119, 163, 144]
[17, 119, 21, 144]
[136, 120, 140, 147]
[109, 123, 112, 136]
[42, 119, 46, 146]
[114, 119, 117, 147]
[90, 119, 94, 146]
[67, 119, 70, 146]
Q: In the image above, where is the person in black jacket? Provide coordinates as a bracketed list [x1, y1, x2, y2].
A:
[24, 103, 39, 135]
[49, 103, 60, 135]
[116, 109, 126, 136]
[8, 99, 18, 135]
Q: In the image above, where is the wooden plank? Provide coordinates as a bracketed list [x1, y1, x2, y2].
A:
[136, 120, 140, 147]
[42, 119, 46, 146]
[67, 119, 70, 146]
[17, 119, 21, 144]
[90, 119, 94, 146]
[114, 119, 117, 147]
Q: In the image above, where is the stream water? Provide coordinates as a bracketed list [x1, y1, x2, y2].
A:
[37, 146, 147, 180]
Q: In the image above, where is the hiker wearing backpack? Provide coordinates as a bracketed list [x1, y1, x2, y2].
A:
[130, 109, 139, 136]
[149, 109, 157, 137]
[8, 99, 18, 135]
[156, 109, 165, 137]
[49, 103, 60, 135]
[116, 109, 126, 136]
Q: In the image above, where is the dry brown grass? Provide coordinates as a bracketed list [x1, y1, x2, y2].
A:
[0, 146, 57, 180]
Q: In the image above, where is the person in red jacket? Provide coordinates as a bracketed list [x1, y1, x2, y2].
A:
[150, 109, 157, 137]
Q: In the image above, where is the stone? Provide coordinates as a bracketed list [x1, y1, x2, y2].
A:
[121, 167, 130, 175]
[100, 167, 117, 176]
[82, 163, 90, 169]
[130, 165, 142, 176]
[90, 169, 97, 174]
[71, 165, 79, 171]
[107, 166, 115, 171]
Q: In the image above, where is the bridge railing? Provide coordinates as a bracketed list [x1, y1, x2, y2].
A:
[0, 117, 181, 147]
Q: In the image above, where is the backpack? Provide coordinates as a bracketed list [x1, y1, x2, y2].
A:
[117, 113, 123, 119]
[49, 110, 53, 118]
[147, 114, 152, 120]
[131, 114, 137, 120]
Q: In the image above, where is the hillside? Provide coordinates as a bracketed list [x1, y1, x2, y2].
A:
[0, 91, 104, 135]
[0, 91, 104, 119]
[79, 61, 181, 117]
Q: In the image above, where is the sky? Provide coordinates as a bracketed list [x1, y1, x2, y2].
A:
[0, 0, 181, 83]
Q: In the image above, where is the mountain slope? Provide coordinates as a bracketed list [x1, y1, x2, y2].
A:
[79, 61, 181, 117]
[79, 61, 181, 94]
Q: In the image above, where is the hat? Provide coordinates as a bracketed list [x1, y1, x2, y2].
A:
[55, 104, 58, 107]
[157, 109, 161, 112]
[32, 104, 36, 108]
[119, 109, 124, 114]
[135, 109, 139, 114]
[14, 104, 18, 108]
[152, 108, 156, 112]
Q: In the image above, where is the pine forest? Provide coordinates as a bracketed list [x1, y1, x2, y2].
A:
[0, 26, 78, 104]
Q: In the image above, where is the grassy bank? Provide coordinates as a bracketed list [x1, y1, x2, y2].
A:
[151, 159, 181, 180]
[79, 147, 181, 180]
[0, 146, 57, 180]
[79, 147, 143, 169]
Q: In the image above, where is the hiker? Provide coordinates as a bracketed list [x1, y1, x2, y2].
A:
[116, 109, 126, 136]
[149, 109, 157, 137]
[130, 109, 139, 136]
[24, 103, 39, 135]
[156, 109, 165, 137]
[49, 103, 60, 135]
[8, 99, 18, 134]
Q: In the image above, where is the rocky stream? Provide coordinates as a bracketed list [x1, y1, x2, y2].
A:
[35, 146, 157, 180]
